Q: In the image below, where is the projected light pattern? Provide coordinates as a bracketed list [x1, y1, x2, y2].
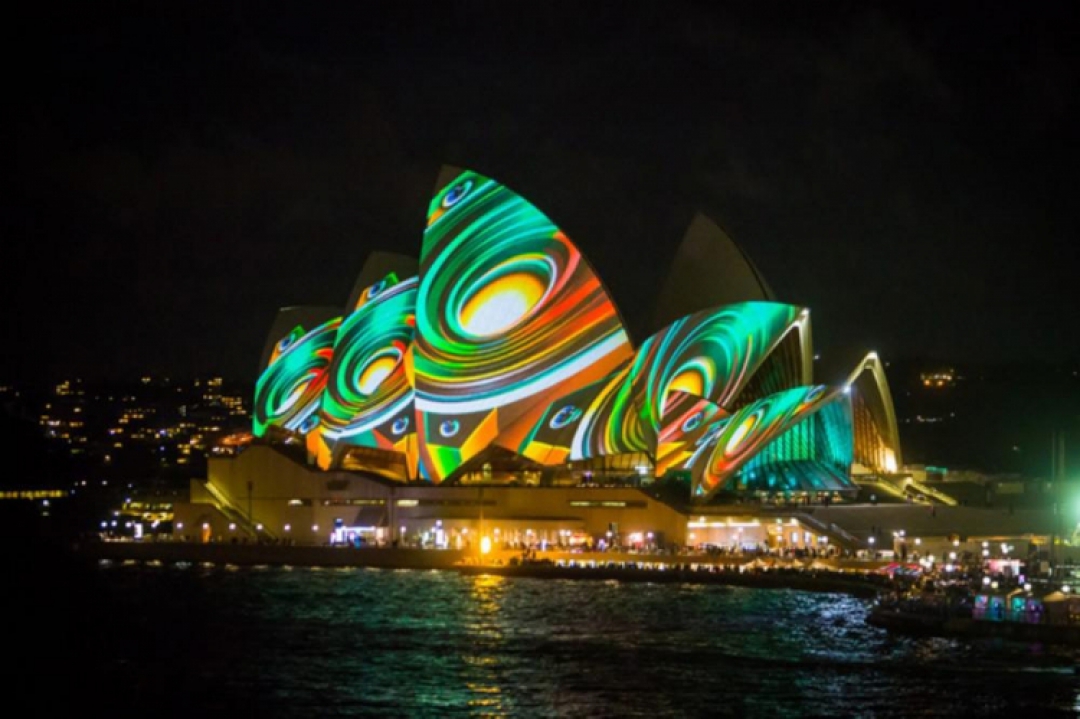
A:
[667, 385, 851, 498]
[353, 271, 400, 312]
[732, 399, 853, 492]
[414, 169, 632, 480]
[252, 317, 342, 437]
[251, 165, 897, 492]
[567, 365, 651, 460]
[316, 277, 418, 468]
[269, 325, 306, 366]
[513, 361, 649, 464]
[513, 303, 798, 464]
[657, 390, 726, 449]
[662, 392, 721, 436]
[627, 303, 800, 428]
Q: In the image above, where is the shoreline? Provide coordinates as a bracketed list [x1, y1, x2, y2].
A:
[73, 540, 886, 598]
[454, 563, 883, 597]
[81, 540, 1080, 642]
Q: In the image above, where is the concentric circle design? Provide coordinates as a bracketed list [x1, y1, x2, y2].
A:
[724, 407, 764, 456]
[442, 179, 473, 208]
[549, 405, 582, 430]
[391, 416, 410, 436]
[629, 303, 800, 435]
[802, 384, 825, 405]
[318, 278, 418, 442]
[667, 359, 713, 400]
[681, 410, 704, 434]
[365, 279, 386, 301]
[456, 259, 554, 338]
[530, 303, 798, 464]
[253, 318, 341, 437]
[439, 419, 460, 438]
[569, 366, 651, 459]
[691, 385, 840, 495]
[355, 348, 403, 396]
[415, 170, 633, 480]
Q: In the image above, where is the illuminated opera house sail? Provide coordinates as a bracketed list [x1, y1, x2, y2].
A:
[251, 166, 901, 500]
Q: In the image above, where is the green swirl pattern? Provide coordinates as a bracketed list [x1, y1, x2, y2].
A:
[318, 276, 417, 454]
[252, 317, 341, 437]
[414, 169, 632, 480]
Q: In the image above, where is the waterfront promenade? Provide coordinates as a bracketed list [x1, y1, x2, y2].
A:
[76, 539, 895, 597]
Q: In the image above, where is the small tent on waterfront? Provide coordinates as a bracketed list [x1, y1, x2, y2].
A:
[974, 592, 1007, 621]
[1042, 591, 1080, 625]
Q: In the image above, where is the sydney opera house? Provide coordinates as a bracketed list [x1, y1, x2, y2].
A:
[174, 166, 904, 550]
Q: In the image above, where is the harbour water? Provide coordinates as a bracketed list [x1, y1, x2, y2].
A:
[18, 557, 1080, 717]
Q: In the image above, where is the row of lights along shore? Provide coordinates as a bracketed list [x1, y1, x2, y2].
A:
[174, 521, 317, 533]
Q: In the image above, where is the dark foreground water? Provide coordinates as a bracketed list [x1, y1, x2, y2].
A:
[16, 557, 1080, 717]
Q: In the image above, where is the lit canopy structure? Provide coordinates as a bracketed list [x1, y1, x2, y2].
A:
[252, 166, 901, 498]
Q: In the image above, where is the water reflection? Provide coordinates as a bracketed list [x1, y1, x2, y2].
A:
[78, 565, 1080, 716]
[465, 574, 506, 714]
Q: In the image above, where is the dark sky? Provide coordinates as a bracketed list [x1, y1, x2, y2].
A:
[4, 2, 1077, 385]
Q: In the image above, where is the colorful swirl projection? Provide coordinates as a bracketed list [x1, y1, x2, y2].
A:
[252, 317, 342, 438]
[513, 360, 649, 464]
[268, 325, 306, 366]
[655, 391, 726, 467]
[414, 169, 632, 480]
[658, 391, 724, 444]
[316, 277, 418, 468]
[734, 399, 854, 492]
[675, 384, 846, 498]
[516, 302, 800, 465]
[627, 302, 800, 431]
[567, 366, 651, 460]
[352, 271, 400, 312]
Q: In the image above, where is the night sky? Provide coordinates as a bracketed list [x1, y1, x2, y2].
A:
[4, 3, 1077, 385]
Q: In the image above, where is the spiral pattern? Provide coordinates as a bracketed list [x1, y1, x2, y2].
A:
[627, 302, 801, 433]
[318, 277, 418, 449]
[733, 398, 854, 493]
[517, 302, 801, 464]
[269, 325, 306, 365]
[656, 391, 724, 447]
[352, 272, 402, 312]
[252, 317, 341, 437]
[414, 170, 632, 480]
[687, 384, 843, 496]
[549, 404, 583, 430]
[569, 365, 651, 460]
